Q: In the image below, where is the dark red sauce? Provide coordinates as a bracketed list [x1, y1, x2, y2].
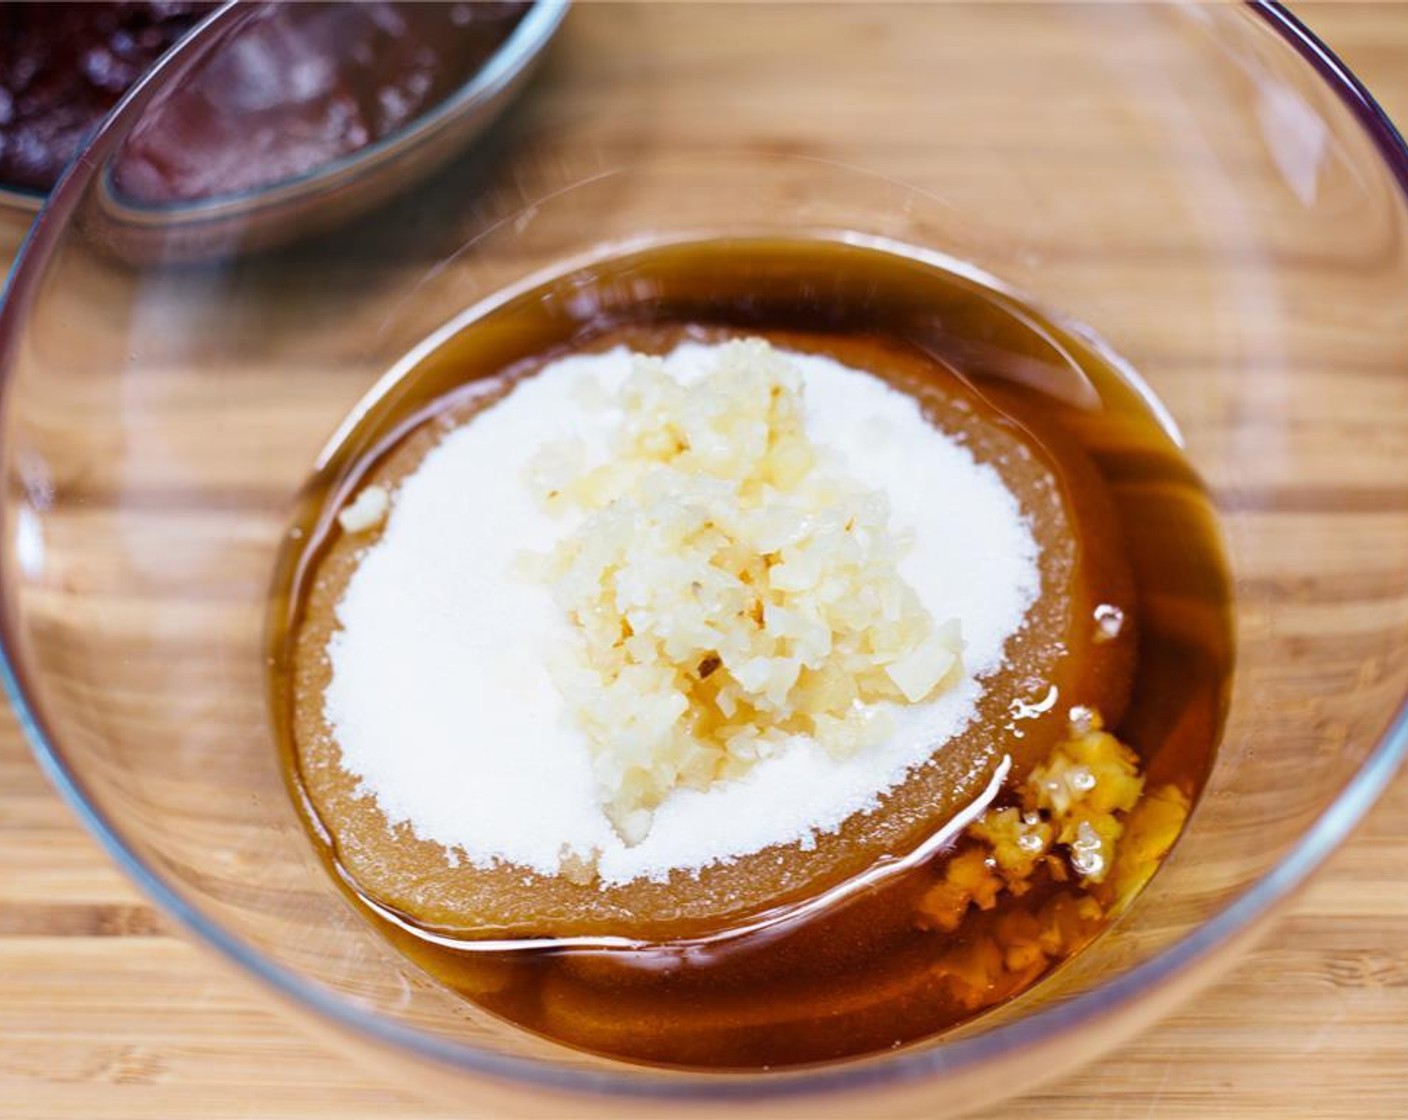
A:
[0, 1, 529, 200]
[0, 1, 215, 192]
[111, 1, 530, 205]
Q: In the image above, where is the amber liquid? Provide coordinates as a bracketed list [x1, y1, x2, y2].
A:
[269, 239, 1233, 1070]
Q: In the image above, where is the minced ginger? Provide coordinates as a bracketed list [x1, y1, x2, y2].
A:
[915, 710, 1191, 1010]
[527, 340, 963, 847]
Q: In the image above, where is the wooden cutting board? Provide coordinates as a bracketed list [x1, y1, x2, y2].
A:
[0, 4, 1404, 1117]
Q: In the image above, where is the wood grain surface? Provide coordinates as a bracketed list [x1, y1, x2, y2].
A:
[2, 3, 1407, 1118]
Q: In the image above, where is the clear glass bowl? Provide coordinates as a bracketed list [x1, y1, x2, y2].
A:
[2, 3, 1406, 1115]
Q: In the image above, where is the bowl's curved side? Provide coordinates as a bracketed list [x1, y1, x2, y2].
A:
[0, 1, 1405, 1113]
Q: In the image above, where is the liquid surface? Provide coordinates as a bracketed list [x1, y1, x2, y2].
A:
[269, 239, 1233, 1068]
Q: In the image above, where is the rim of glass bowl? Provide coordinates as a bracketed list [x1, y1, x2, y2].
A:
[0, 0, 1405, 1105]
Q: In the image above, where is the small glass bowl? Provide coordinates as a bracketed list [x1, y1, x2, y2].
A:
[1, 0, 566, 253]
[1, 3, 1405, 1115]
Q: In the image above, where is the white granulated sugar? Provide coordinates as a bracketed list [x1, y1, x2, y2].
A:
[324, 341, 1040, 886]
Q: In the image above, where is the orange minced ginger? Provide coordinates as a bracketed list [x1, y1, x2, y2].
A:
[915, 710, 1191, 1010]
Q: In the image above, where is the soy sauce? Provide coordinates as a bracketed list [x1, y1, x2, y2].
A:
[268, 239, 1233, 1069]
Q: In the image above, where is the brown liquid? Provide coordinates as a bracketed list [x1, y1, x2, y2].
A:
[268, 239, 1233, 1069]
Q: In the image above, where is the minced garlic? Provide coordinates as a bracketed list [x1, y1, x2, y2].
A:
[338, 485, 390, 534]
[529, 339, 963, 845]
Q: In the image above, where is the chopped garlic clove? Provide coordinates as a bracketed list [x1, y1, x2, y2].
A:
[337, 485, 389, 534]
[616, 808, 654, 847]
[884, 631, 961, 702]
[523, 437, 586, 508]
[557, 845, 601, 886]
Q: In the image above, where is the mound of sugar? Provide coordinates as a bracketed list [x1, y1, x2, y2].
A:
[324, 341, 1040, 885]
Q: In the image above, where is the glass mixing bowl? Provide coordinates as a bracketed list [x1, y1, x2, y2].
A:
[2, 3, 1406, 1115]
